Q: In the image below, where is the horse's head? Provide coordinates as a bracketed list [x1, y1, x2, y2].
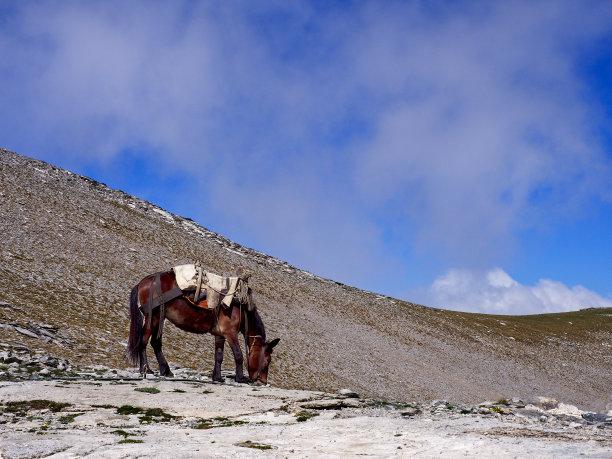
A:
[247, 337, 280, 386]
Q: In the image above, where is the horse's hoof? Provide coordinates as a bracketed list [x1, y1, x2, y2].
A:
[162, 372, 174, 378]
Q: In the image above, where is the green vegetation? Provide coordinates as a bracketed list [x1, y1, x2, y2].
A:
[116, 405, 143, 415]
[112, 429, 140, 438]
[5, 400, 71, 415]
[172, 389, 186, 393]
[134, 387, 160, 394]
[115, 405, 178, 423]
[139, 408, 178, 424]
[294, 410, 319, 422]
[368, 400, 413, 410]
[236, 440, 274, 450]
[59, 413, 83, 424]
[496, 398, 509, 406]
[118, 439, 144, 444]
[441, 307, 612, 345]
[193, 417, 248, 429]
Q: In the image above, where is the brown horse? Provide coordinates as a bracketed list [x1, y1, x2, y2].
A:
[126, 271, 279, 385]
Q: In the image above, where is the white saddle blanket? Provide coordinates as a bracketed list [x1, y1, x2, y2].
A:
[173, 264, 239, 308]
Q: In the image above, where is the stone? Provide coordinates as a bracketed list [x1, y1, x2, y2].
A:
[400, 407, 421, 416]
[534, 397, 559, 410]
[338, 388, 359, 398]
[430, 399, 448, 407]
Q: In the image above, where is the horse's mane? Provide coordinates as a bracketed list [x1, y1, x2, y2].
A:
[250, 303, 266, 342]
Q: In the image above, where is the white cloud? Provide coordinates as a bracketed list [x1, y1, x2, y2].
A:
[352, 2, 612, 263]
[427, 268, 612, 315]
[1, 1, 611, 303]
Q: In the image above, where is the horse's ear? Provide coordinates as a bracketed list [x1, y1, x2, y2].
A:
[267, 338, 280, 350]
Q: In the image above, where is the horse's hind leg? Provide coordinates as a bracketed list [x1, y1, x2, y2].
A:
[213, 336, 225, 382]
[139, 316, 155, 376]
[151, 327, 174, 378]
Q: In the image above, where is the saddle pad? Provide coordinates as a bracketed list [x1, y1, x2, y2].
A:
[173, 264, 239, 308]
[173, 264, 199, 291]
[205, 271, 239, 308]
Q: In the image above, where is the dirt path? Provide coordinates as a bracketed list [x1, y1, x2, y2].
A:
[1, 378, 611, 458]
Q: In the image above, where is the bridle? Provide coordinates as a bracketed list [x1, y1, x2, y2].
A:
[246, 334, 266, 382]
[240, 301, 267, 383]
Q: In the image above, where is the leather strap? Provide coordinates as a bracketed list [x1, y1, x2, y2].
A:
[139, 284, 183, 316]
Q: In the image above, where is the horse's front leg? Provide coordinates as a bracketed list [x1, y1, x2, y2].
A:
[213, 335, 225, 382]
[226, 333, 246, 383]
[150, 326, 174, 378]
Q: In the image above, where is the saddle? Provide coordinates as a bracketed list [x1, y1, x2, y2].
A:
[172, 263, 251, 310]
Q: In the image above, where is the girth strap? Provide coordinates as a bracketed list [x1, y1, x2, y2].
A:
[139, 282, 183, 316]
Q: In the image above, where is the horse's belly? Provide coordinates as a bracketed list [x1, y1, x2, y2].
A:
[166, 303, 214, 334]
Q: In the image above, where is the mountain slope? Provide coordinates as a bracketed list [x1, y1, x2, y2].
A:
[1, 148, 610, 411]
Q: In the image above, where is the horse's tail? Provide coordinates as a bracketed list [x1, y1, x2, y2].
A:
[126, 283, 143, 365]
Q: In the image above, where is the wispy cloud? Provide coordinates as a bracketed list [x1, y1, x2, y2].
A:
[425, 268, 612, 315]
[1, 1, 611, 309]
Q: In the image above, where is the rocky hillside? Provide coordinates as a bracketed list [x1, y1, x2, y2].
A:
[1, 148, 611, 412]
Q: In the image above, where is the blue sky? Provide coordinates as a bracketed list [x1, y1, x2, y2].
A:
[1, 1, 611, 314]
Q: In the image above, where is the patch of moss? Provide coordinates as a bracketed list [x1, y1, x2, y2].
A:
[118, 439, 144, 444]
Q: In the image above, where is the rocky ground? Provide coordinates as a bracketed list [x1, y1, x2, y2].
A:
[1, 344, 611, 458]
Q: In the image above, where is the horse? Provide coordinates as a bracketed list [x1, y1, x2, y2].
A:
[126, 270, 279, 385]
